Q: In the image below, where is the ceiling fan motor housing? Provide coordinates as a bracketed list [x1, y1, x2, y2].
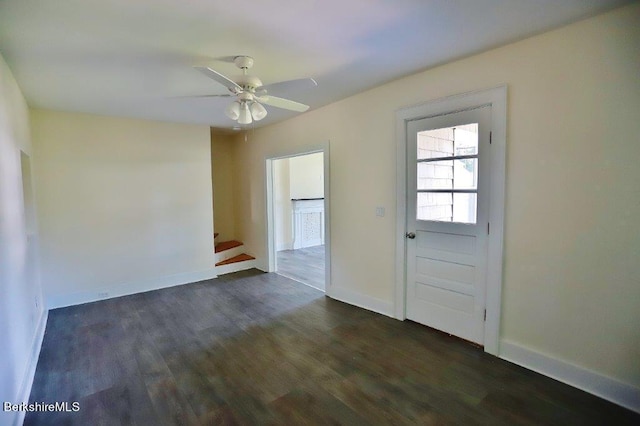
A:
[234, 55, 254, 70]
[235, 75, 263, 92]
[238, 91, 254, 102]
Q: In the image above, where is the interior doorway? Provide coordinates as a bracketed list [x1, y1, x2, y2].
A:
[395, 86, 506, 355]
[266, 146, 330, 292]
[405, 106, 491, 345]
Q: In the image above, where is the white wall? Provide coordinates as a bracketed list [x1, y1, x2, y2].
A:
[274, 153, 325, 251]
[273, 158, 293, 251]
[0, 54, 46, 426]
[289, 152, 324, 200]
[231, 3, 640, 406]
[31, 109, 215, 307]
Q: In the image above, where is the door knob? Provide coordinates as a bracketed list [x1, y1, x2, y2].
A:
[406, 232, 416, 239]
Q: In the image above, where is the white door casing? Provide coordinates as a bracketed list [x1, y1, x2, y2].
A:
[395, 86, 507, 355]
[406, 106, 491, 345]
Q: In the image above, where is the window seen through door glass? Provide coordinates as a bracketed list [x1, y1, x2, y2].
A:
[417, 159, 477, 190]
[416, 123, 478, 224]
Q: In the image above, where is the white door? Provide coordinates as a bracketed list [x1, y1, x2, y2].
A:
[406, 105, 491, 345]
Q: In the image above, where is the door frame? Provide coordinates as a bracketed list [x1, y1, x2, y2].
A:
[264, 141, 331, 293]
[395, 86, 507, 355]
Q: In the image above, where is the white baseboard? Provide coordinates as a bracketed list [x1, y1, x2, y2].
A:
[327, 286, 393, 318]
[47, 268, 218, 309]
[13, 308, 48, 426]
[215, 259, 257, 276]
[293, 239, 323, 250]
[500, 340, 640, 413]
[276, 242, 293, 251]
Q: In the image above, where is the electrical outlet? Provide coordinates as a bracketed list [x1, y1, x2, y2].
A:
[98, 292, 109, 298]
[376, 206, 385, 217]
[34, 296, 39, 308]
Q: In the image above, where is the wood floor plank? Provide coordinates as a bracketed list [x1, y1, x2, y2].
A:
[269, 386, 370, 425]
[25, 269, 640, 425]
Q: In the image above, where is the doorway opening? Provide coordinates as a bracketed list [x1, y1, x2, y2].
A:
[266, 146, 330, 292]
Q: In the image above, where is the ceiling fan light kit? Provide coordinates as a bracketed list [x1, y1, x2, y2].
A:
[225, 101, 240, 120]
[250, 102, 267, 121]
[194, 56, 316, 126]
[238, 102, 252, 125]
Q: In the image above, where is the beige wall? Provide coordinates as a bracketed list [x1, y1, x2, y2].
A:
[290, 152, 324, 199]
[0, 54, 45, 424]
[31, 109, 215, 307]
[211, 131, 237, 242]
[232, 4, 640, 388]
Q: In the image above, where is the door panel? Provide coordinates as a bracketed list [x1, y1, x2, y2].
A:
[406, 106, 491, 344]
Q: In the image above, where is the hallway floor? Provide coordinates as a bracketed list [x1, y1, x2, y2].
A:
[276, 244, 325, 290]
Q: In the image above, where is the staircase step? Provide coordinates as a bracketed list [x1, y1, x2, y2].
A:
[216, 253, 255, 266]
[214, 240, 245, 263]
[215, 240, 242, 253]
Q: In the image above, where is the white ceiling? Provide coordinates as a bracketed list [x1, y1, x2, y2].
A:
[0, 0, 631, 130]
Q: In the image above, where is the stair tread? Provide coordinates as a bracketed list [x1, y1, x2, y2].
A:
[215, 240, 243, 253]
[216, 253, 255, 266]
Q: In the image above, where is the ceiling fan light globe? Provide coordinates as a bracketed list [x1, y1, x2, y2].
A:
[250, 102, 267, 121]
[225, 101, 240, 120]
[238, 103, 253, 125]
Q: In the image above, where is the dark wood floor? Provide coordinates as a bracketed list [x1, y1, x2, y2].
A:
[26, 270, 638, 425]
[276, 245, 325, 290]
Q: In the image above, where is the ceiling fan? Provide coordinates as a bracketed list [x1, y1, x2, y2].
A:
[194, 56, 317, 125]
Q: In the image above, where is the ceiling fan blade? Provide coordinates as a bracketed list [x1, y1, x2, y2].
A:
[255, 78, 317, 96]
[170, 94, 232, 99]
[256, 95, 309, 112]
[212, 55, 240, 63]
[194, 66, 242, 93]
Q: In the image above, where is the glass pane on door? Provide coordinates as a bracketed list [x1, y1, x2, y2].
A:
[417, 123, 478, 160]
[416, 123, 479, 224]
[417, 192, 477, 223]
[417, 159, 478, 190]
